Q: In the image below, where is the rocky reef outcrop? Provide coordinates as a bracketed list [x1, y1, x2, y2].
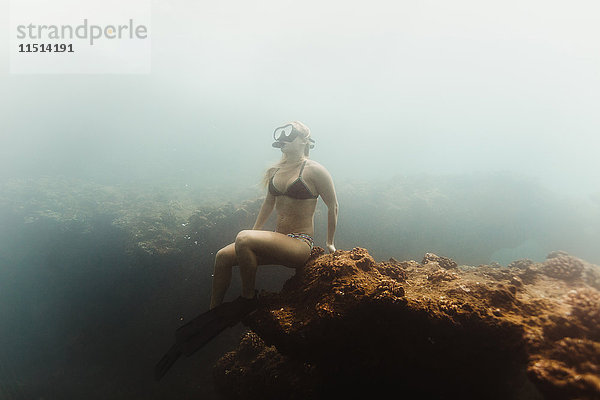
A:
[214, 249, 600, 400]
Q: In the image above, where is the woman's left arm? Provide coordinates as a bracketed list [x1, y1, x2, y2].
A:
[314, 164, 338, 253]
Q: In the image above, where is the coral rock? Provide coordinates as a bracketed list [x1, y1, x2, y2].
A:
[542, 254, 585, 281]
[566, 289, 600, 341]
[421, 252, 458, 269]
[508, 259, 535, 269]
[215, 249, 600, 400]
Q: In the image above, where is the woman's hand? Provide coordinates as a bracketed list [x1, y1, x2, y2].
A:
[326, 243, 336, 253]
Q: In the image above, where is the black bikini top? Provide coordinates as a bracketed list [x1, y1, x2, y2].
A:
[268, 160, 318, 199]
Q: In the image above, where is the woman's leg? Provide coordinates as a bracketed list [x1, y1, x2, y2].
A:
[234, 230, 312, 299]
[210, 243, 237, 309]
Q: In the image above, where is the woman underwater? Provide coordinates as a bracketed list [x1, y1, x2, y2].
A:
[209, 121, 339, 308]
[154, 121, 338, 380]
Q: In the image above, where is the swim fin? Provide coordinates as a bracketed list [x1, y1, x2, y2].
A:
[154, 295, 259, 381]
[154, 343, 182, 381]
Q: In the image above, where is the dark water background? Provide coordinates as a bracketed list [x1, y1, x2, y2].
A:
[0, 173, 598, 399]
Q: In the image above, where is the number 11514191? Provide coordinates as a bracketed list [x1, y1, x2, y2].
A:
[18, 43, 74, 53]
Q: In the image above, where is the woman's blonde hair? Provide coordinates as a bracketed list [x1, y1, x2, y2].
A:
[262, 121, 312, 188]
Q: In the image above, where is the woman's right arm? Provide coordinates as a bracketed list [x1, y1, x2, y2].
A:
[313, 164, 338, 253]
[252, 193, 276, 230]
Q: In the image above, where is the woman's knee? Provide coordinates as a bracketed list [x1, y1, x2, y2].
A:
[235, 230, 253, 249]
[215, 244, 236, 267]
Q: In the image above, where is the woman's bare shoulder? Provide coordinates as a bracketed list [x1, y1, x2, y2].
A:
[305, 159, 332, 179]
[306, 159, 327, 171]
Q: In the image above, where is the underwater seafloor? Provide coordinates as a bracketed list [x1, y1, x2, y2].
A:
[0, 175, 598, 399]
[215, 248, 600, 399]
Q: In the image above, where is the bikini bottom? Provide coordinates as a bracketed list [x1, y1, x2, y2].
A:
[286, 232, 314, 250]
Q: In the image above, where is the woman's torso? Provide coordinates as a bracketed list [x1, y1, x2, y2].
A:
[269, 160, 318, 235]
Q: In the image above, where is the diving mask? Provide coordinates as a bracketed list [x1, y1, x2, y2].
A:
[272, 124, 315, 149]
